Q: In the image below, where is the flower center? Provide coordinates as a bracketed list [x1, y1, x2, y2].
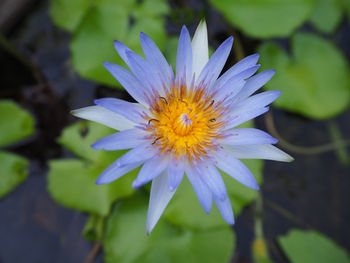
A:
[145, 84, 227, 161]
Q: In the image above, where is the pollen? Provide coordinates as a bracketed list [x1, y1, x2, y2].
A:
[145, 83, 228, 161]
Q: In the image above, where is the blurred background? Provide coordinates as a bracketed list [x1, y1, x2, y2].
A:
[0, 0, 350, 262]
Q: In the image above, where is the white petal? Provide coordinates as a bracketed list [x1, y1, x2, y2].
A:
[192, 20, 209, 78]
[94, 98, 146, 124]
[146, 171, 176, 234]
[71, 105, 134, 131]
[224, 144, 294, 162]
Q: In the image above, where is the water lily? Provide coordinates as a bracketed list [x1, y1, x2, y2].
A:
[72, 21, 293, 234]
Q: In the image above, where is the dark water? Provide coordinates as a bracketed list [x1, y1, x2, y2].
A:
[0, 1, 349, 263]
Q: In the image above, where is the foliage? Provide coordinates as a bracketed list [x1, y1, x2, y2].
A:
[47, 121, 138, 215]
[0, 100, 35, 199]
[208, 0, 316, 38]
[309, 0, 344, 33]
[0, 100, 34, 148]
[50, 0, 169, 87]
[104, 193, 235, 263]
[279, 229, 350, 263]
[259, 32, 350, 119]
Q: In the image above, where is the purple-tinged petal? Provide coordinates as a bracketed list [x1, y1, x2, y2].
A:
[167, 158, 184, 191]
[224, 144, 294, 162]
[96, 161, 142, 185]
[114, 40, 132, 66]
[213, 195, 234, 225]
[224, 107, 269, 130]
[192, 20, 209, 77]
[221, 128, 278, 146]
[117, 142, 157, 168]
[234, 70, 276, 101]
[213, 149, 259, 190]
[132, 155, 169, 188]
[196, 164, 228, 201]
[197, 36, 233, 88]
[140, 32, 173, 87]
[232, 90, 282, 112]
[185, 162, 212, 214]
[176, 26, 192, 86]
[146, 171, 176, 234]
[214, 79, 246, 103]
[94, 98, 146, 124]
[214, 65, 260, 102]
[103, 62, 149, 105]
[91, 128, 146, 151]
[71, 106, 134, 131]
[214, 54, 260, 90]
[125, 51, 165, 96]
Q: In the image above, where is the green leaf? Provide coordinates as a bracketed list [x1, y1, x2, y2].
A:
[345, 0, 350, 21]
[0, 100, 35, 147]
[47, 121, 138, 215]
[104, 193, 235, 263]
[279, 229, 350, 263]
[208, 0, 316, 38]
[57, 120, 111, 162]
[258, 32, 350, 119]
[309, 0, 343, 33]
[50, 0, 95, 32]
[164, 121, 263, 230]
[0, 151, 28, 199]
[0, 100, 34, 198]
[66, 0, 169, 87]
[83, 214, 106, 241]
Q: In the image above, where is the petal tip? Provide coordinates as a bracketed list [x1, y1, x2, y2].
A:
[102, 61, 113, 68]
[90, 142, 100, 150]
[70, 109, 79, 116]
[95, 176, 108, 185]
[132, 179, 142, 189]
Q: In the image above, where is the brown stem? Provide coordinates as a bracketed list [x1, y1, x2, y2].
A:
[264, 199, 313, 229]
[83, 242, 102, 263]
[265, 111, 350, 155]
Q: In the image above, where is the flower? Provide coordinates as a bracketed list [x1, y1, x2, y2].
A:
[72, 21, 293, 234]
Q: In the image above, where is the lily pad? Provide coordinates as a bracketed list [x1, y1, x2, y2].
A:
[258, 32, 350, 119]
[50, 0, 94, 32]
[0, 151, 29, 199]
[279, 229, 350, 263]
[208, 0, 316, 38]
[0, 100, 35, 199]
[47, 121, 138, 216]
[50, 0, 169, 87]
[0, 100, 35, 147]
[309, 0, 343, 33]
[104, 193, 235, 263]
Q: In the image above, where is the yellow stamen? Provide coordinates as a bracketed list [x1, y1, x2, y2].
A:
[145, 84, 227, 161]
